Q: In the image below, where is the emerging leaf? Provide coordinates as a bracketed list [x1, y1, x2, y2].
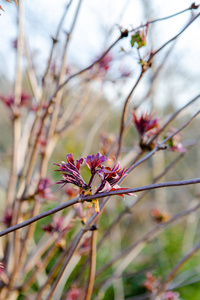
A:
[131, 31, 146, 48]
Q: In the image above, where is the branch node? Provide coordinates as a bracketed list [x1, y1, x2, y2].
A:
[51, 36, 59, 44]
[190, 3, 200, 9]
[120, 29, 129, 39]
[89, 225, 98, 231]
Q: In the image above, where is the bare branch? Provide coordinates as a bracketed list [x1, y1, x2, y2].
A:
[1, 178, 200, 237]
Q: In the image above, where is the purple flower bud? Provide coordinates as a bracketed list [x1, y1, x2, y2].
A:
[132, 111, 159, 138]
[55, 153, 88, 189]
[84, 152, 109, 174]
[36, 177, 54, 200]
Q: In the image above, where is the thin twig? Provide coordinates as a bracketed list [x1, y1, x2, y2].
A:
[24, 41, 41, 101]
[1, 177, 200, 237]
[152, 12, 200, 58]
[117, 12, 200, 159]
[95, 201, 200, 283]
[51, 35, 123, 98]
[6, 0, 24, 207]
[21, 233, 67, 292]
[5, 0, 24, 294]
[42, 0, 73, 84]
[117, 69, 145, 158]
[45, 230, 85, 300]
[0, 196, 80, 237]
[17, 0, 73, 198]
[161, 110, 200, 145]
[133, 41, 176, 110]
[18, 201, 42, 267]
[153, 239, 200, 300]
[129, 3, 200, 33]
[148, 94, 200, 145]
[39, 0, 83, 178]
[85, 229, 98, 300]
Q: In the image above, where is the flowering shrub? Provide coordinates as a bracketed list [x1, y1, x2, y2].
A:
[0, 2, 200, 300]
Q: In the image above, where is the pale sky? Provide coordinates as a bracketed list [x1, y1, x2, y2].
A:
[0, 0, 200, 108]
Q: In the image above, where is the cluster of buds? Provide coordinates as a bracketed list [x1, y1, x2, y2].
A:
[151, 208, 170, 223]
[55, 152, 134, 213]
[42, 216, 72, 248]
[65, 287, 83, 300]
[0, 92, 32, 117]
[91, 50, 134, 81]
[35, 177, 54, 201]
[42, 216, 71, 235]
[90, 52, 113, 80]
[2, 209, 12, 227]
[95, 53, 113, 79]
[144, 272, 180, 300]
[132, 111, 160, 150]
[164, 128, 186, 153]
[132, 111, 186, 153]
[163, 291, 180, 300]
[0, 262, 8, 285]
[143, 272, 160, 293]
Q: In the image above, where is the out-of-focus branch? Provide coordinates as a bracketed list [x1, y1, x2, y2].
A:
[6, 0, 24, 207]
[117, 11, 200, 159]
[117, 69, 145, 158]
[21, 242, 57, 292]
[161, 110, 200, 145]
[85, 229, 98, 300]
[97, 151, 186, 251]
[130, 3, 200, 33]
[39, 0, 83, 178]
[149, 94, 200, 145]
[16, 0, 73, 198]
[133, 41, 176, 110]
[152, 12, 200, 57]
[81, 109, 109, 157]
[34, 234, 83, 300]
[21, 209, 76, 292]
[4, 0, 24, 294]
[0, 196, 80, 237]
[52, 34, 123, 97]
[56, 86, 102, 137]
[95, 201, 200, 285]
[42, 0, 73, 85]
[44, 230, 85, 300]
[153, 239, 200, 300]
[24, 42, 41, 102]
